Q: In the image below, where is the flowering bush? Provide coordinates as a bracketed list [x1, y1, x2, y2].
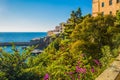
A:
[44, 73, 49, 80]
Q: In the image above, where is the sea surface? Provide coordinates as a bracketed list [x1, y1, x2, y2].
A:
[0, 32, 47, 53]
[0, 32, 47, 42]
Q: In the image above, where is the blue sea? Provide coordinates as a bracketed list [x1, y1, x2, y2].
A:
[0, 32, 47, 52]
[0, 32, 47, 42]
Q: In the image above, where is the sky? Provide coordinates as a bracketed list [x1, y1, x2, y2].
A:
[0, 0, 92, 32]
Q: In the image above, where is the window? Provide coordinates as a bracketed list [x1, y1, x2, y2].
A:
[102, 2, 104, 7]
[109, 0, 112, 5]
[116, 0, 120, 3]
[110, 11, 112, 15]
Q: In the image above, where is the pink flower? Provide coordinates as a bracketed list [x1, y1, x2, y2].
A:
[44, 73, 49, 80]
[76, 66, 80, 72]
[91, 67, 95, 73]
[76, 66, 86, 74]
[93, 59, 101, 65]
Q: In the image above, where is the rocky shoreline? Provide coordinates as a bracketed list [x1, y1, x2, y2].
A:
[0, 35, 54, 50]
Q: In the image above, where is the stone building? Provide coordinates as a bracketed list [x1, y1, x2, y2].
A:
[92, 0, 120, 16]
[47, 22, 65, 36]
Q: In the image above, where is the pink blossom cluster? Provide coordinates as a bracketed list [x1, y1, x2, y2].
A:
[76, 66, 86, 74]
[44, 73, 49, 80]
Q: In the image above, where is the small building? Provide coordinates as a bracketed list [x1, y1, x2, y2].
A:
[47, 30, 54, 36]
[47, 22, 65, 36]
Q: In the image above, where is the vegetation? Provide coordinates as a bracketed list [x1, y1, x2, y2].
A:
[0, 8, 120, 80]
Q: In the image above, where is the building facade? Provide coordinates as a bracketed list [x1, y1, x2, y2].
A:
[47, 22, 65, 36]
[92, 0, 120, 16]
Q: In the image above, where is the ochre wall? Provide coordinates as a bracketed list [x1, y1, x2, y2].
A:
[92, 0, 120, 16]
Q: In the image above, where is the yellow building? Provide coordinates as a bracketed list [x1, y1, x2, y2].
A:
[92, 0, 120, 16]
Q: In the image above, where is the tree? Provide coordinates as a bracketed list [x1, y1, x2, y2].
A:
[116, 11, 120, 26]
[76, 8, 82, 18]
[0, 46, 38, 80]
[64, 8, 83, 39]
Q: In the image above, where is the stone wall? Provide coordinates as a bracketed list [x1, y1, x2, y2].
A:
[96, 54, 120, 80]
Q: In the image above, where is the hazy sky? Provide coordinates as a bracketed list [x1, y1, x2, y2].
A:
[0, 0, 92, 32]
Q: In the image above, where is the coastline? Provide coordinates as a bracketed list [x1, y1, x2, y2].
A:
[0, 32, 49, 53]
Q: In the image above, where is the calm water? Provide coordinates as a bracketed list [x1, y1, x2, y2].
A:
[0, 32, 47, 42]
[0, 32, 47, 52]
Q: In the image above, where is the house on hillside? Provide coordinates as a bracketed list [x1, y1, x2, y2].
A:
[47, 22, 65, 36]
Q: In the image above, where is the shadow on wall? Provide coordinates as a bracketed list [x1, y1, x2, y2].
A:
[115, 73, 120, 80]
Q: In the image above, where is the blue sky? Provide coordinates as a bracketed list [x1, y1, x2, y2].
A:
[0, 0, 92, 32]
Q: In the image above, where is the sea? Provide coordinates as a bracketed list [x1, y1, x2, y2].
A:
[0, 32, 47, 53]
